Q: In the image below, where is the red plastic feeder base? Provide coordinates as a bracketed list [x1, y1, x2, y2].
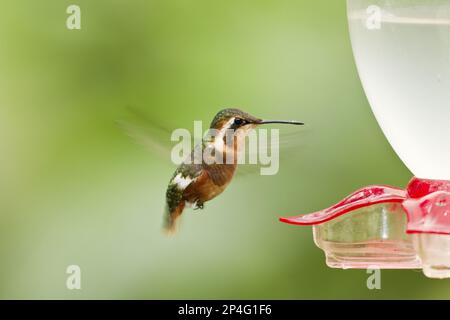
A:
[280, 178, 450, 279]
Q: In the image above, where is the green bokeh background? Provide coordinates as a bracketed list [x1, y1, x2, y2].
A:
[0, 0, 448, 299]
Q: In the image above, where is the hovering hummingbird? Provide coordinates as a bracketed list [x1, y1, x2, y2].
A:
[165, 108, 303, 233]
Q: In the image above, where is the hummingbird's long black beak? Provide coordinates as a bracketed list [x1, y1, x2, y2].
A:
[258, 120, 304, 125]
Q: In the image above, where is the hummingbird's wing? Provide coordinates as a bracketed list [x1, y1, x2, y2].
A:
[116, 106, 186, 163]
[118, 106, 307, 175]
[235, 125, 308, 176]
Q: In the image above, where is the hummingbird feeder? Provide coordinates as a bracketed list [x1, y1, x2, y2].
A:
[280, 0, 450, 279]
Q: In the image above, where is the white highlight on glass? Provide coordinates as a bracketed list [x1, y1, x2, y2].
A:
[348, 1, 450, 179]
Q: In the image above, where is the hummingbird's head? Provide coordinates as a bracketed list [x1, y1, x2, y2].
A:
[206, 108, 303, 153]
[209, 108, 304, 132]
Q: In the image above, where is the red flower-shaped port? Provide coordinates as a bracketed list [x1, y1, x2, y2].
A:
[403, 191, 450, 235]
[280, 178, 450, 236]
[279, 186, 406, 225]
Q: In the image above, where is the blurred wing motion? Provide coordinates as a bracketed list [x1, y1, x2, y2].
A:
[116, 106, 177, 162]
[117, 106, 306, 176]
[236, 126, 307, 176]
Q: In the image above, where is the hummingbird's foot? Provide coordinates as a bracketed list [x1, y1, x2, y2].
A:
[193, 202, 204, 210]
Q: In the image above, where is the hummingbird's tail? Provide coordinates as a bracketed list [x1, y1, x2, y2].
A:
[163, 201, 185, 235]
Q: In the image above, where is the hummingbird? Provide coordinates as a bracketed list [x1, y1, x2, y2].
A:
[164, 108, 303, 233]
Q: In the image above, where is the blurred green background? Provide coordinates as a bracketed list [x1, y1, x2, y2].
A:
[0, 0, 448, 299]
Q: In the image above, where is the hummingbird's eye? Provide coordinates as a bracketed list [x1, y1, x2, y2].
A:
[233, 118, 244, 126]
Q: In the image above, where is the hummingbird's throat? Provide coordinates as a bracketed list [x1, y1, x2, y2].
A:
[204, 119, 256, 164]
